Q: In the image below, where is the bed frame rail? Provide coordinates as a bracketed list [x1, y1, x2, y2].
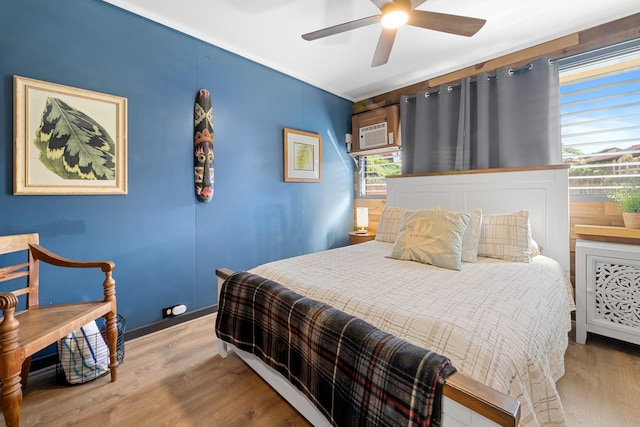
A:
[215, 268, 520, 427]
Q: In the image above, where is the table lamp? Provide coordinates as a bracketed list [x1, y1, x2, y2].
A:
[356, 207, 369, 235]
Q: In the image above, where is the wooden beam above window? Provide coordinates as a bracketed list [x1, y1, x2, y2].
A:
[354, 13, 640, 114]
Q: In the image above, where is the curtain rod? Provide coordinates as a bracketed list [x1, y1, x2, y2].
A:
[396, 37, 640, 103]
[403, 60, 543, 102]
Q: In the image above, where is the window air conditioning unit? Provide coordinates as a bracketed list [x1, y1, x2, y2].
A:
[351, 105, 400, 153]
[359, 122, 390, 150]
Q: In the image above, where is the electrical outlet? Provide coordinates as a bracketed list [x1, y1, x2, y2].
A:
[162, 306, 175, 319]
[162, 304, 187, 319]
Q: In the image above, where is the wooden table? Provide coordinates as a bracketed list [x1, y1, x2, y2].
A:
[348, 231, 376, 245]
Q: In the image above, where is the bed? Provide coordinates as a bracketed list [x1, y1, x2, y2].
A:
[215, 165, 573, 427]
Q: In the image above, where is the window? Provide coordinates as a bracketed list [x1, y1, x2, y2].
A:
[355, 39, 640, 198]
[559, 39, 640, 196]
[358, 151, 402, 197]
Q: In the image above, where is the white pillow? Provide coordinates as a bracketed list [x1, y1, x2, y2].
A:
[531, 239, 541, 257]
[477, 210, 532, 262]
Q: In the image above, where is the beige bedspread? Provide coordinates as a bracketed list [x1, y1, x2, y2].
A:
[250, 241, 574, 427]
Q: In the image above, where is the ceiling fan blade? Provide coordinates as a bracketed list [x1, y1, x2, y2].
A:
[410, 0, 428, 8]
[302, 15, 380, 41]
[408, 10, 486, 37]
[369, 0, 391, 10]
[371, 28, 397, 67]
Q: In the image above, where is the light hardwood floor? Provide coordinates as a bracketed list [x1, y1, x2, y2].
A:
[11, 314, 640, 427]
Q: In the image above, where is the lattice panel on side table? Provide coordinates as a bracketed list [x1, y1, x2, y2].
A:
[576, 240, 640, 345]
[594, 261, 640, 328]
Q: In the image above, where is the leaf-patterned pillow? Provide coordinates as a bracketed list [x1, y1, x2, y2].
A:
[375, 205, 442, 243]
[389, 210, 470, 270]
[435, 207, 482, 262]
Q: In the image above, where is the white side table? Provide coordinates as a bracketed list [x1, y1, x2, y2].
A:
[575, 239, 640, 345]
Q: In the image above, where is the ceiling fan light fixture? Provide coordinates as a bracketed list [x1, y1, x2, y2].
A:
[301, 0, 485, 68]
[381, 8, 408, 29]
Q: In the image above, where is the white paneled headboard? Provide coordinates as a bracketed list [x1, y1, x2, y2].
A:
[386, 166, 570, 272]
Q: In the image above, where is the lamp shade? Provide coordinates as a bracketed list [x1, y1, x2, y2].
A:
[356, 207, 369, 229]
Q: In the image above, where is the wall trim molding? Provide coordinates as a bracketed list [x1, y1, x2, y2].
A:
[124, 305, 218, 341]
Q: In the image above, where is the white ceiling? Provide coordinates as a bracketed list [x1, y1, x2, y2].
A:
[103, 0, 640, 102]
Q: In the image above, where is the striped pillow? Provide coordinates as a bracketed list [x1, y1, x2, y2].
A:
[375, 206, 408, 243]
[477, 210, 532, 262]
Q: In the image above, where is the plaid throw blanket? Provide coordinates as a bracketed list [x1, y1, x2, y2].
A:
[215, 271, 456, 427]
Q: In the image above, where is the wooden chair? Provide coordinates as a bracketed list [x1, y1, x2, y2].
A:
[0, 233, 118, 426]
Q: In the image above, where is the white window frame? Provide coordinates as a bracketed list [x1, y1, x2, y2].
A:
[356, 150, 402, 198]
[559, 38, 640, 198]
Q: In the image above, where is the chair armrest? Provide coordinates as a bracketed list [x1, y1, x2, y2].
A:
[29, 244, 116, 305]
[29, 244, 114, 273]
[0, 293, 20, 348]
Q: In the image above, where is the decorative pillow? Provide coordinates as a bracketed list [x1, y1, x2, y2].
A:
[375, 206, 407, 243]
[375, 205, 442, 243]
[389, 210, 470, 270]
[477, 211, 532, 262]
[531, 239, 541, 257]
[436, 207, 482, 262]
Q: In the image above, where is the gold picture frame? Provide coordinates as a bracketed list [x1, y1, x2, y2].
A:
[14, 76, 128, 195]
[283, 128, 321, 182]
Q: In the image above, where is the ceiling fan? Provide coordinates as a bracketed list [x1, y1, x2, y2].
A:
[302, 0, 486, 67]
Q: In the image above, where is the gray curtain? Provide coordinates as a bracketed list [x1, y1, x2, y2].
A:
[400, 57, 561, 174]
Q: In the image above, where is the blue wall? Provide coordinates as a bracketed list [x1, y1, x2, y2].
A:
[0, 0, 354, 331]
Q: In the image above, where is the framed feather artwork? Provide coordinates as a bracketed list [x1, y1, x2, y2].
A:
[13, 76, 127, 195]
[283, 128, 321, 183]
